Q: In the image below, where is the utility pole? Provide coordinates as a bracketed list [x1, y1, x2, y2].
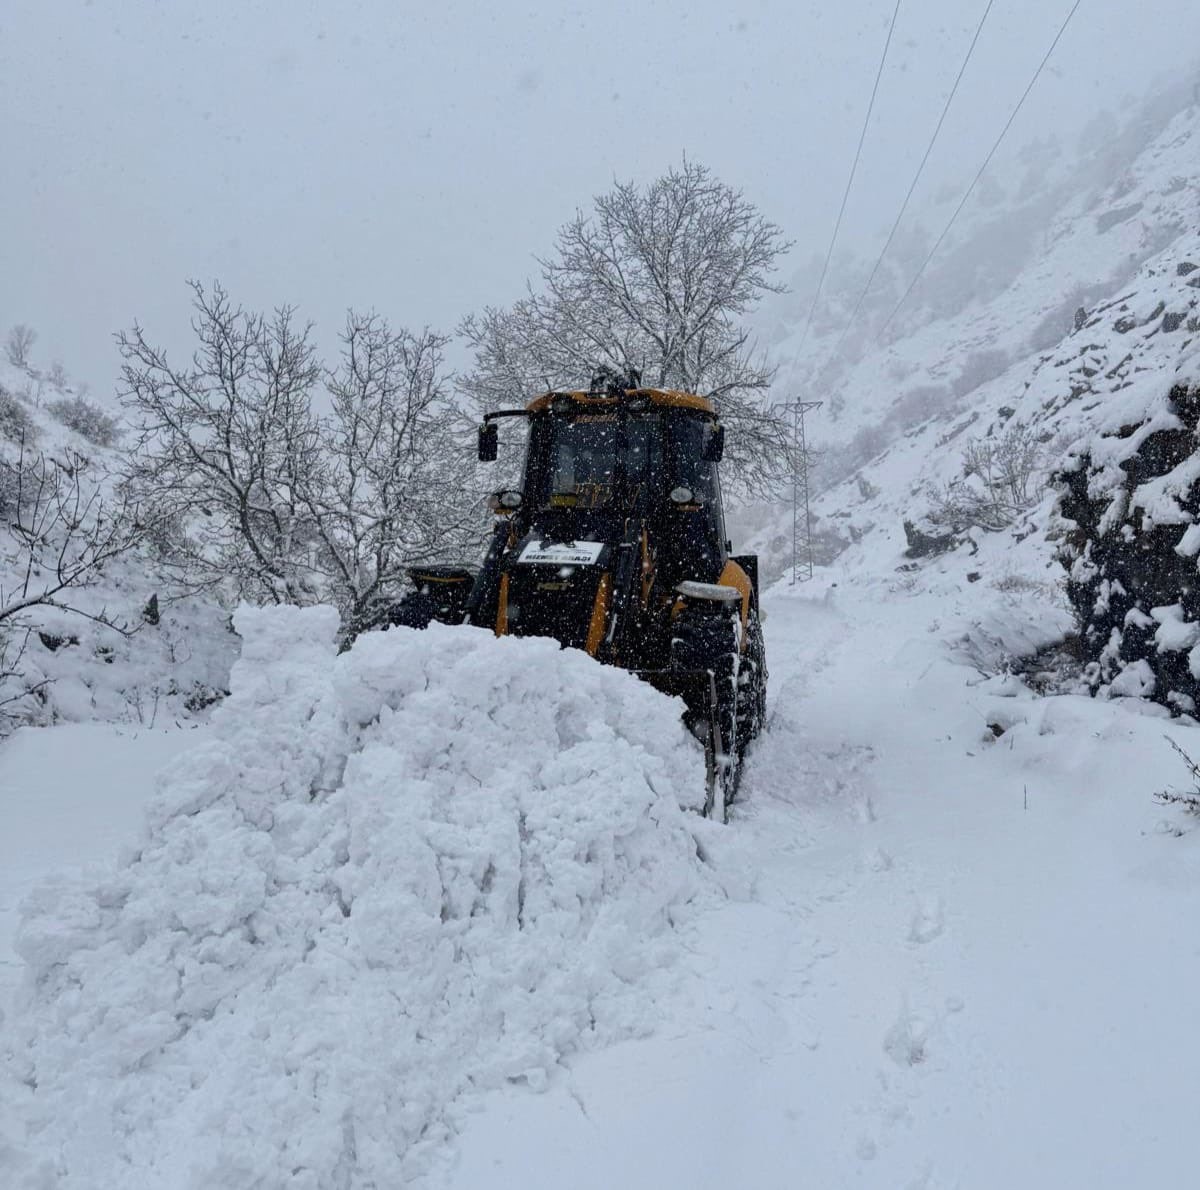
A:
[789, 400, 822, 584]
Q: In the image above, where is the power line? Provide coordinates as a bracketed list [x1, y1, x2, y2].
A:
[876, 0, 1085, 342]
[826, 0, 997, 366]
[796, 0, 904, 357]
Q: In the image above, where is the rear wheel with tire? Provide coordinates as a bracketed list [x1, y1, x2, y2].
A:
[736, 610, 767, 752]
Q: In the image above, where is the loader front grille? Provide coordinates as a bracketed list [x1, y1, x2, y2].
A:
[501, 565, 604, 653]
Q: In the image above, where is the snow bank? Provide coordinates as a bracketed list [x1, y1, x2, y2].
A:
[1, 607, 711, 1188]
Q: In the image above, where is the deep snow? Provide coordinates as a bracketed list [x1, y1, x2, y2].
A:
[3, 578, 1200, 1187]
[437, 576, 1200, 1189]
[0, 723, 210, 1003]
[1, 607, 715, 1188]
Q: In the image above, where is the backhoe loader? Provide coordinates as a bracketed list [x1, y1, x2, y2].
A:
[394, 370, 767, 820]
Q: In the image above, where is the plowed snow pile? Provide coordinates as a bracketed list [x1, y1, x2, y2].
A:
[1, 607, 711, 1188]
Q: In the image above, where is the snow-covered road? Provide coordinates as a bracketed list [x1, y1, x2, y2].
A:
[3, 583, 1199, 1188]
[441, 581, 1200, 1189]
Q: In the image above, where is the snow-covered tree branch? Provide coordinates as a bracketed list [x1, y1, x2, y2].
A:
[311, 315, 480, 639]
[0, 438, 142, 632]
[459, 160, 796, 499]
[118, 281, 325, 605]
[119, 283, 479, 638]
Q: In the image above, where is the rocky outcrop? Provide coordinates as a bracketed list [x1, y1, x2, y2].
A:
[1058, 382, 1200, 711]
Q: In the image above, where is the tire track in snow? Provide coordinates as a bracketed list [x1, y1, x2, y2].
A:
[736, 588, 970, 1185]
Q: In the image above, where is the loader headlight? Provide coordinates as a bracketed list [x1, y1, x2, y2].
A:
[670, 486, 695, 504]
[488, 488, 523, 512]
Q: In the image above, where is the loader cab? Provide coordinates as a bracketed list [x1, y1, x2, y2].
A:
[469, 382, 752, 670]
[516, 390, 729, 583]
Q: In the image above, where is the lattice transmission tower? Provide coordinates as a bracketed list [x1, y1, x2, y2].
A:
[788, 400, 822, 583]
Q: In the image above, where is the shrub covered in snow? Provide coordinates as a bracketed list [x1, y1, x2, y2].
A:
[4, 325, 36, 370]
[927, 424, 1045, 534]
[1057, 381, 1200, 712]
[1, 607, 713, 1187]
[0, 387, 37, 445]
[46, 394, 122, 447]
[1, 579, 237, 731]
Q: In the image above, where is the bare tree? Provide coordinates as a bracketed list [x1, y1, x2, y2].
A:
[305, 314, 480, 638]
[5, 324, 37, 369]
[0, 438, 142, 631]
[118, 281, 326, 604]
[460, 160, 795, 497]
[120, 284, 479, 636]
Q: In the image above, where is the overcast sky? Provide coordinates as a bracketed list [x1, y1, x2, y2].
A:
[2, 0, 1198, 393]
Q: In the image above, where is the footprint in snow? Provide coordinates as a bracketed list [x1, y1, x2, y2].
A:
[883, 1001, 930, 1068]
[908, 896, 944, 944]
[864, 846, 893, 872]
[882, 996, 963, 1070]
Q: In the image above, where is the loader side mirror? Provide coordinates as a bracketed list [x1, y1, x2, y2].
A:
[703, 424, 725, 463]
[478, 422, 498, 462]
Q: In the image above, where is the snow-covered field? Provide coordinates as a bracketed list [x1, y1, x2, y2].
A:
[0, 723, 210, 1004]
[4, 571, 1199, 1187]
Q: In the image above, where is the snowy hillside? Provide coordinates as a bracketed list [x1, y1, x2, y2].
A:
[0, 357, 236, 731]
[760, 72, 1200, 396]
[745, 97, 1200, 589]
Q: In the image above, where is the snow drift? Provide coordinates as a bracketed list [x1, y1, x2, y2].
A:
[1, 607, 712, 1188]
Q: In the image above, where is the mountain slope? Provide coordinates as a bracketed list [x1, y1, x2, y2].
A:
[744, 98, 1200, 609]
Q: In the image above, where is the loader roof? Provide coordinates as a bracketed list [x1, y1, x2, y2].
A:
[525, 388, 715, 415]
